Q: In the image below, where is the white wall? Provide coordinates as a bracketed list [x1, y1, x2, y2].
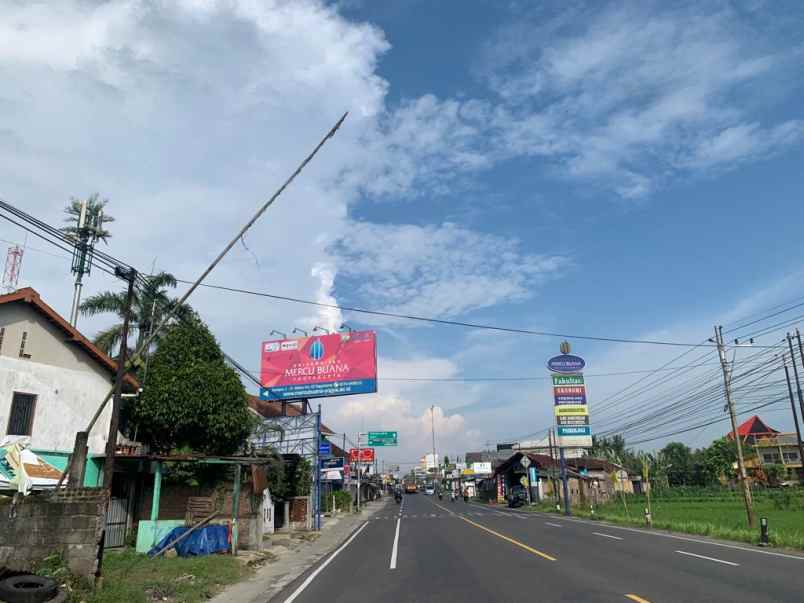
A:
[0, 303, 116, 455]
[0, 355, 114, 454]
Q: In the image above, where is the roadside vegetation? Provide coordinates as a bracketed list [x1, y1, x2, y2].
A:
[534, 487, 804, 549]
[36, 550, 249, 603]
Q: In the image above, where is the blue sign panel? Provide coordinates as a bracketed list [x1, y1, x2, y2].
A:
[260, 378, 377, 401]
[547, 354, 586, 374]
[556, 425, 592, 436]
[321, 457, 344, 469]
[319, 442, 332, 456]
[554, 393, 587, 405]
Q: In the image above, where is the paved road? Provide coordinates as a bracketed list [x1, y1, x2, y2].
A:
[275, 493, 804, 602]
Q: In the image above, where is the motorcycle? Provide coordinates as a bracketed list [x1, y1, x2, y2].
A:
[394, 491, 402, 504]
[449, 492, 456, 503]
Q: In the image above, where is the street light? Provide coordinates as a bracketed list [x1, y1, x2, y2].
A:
[269, 329, 287, 339]
[292, 328, 308, 337]
[340, 323, 354, 333]
[313, 326, 331, 335]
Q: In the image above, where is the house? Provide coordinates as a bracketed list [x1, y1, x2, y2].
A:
[752, 433, 803, 481]
[727, 415, 779, 445]
[0, 287, 138, 485]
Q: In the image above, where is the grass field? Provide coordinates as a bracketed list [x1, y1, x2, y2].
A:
[36, 549, 250, 603]
[533, 488, 804, 550]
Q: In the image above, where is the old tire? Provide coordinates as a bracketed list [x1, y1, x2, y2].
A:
[0, 575, 59, 603]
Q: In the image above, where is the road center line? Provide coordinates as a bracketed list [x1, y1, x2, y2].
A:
[458, 515, 557, 561]
[625, 594, 651, 603]
[389, 517, 401, 570]
[545, 522, 563, 528]
[594, 532, 624, 541]
[283, 521, 369, 603]
[675, 550, 739, 566]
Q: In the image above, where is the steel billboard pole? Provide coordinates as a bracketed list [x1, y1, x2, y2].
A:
[315, 404, 321, 530]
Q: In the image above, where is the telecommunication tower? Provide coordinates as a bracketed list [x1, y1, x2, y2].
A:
[68, 201, 104, 327]
[2, 245, 24, 293]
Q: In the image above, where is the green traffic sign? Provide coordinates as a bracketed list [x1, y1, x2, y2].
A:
[368, 431, 398, 446]
[552, 374, 584, 386]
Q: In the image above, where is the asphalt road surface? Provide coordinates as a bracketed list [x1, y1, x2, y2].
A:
[275, 493, 804, 602]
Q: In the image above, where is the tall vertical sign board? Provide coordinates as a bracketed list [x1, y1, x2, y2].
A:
[547, 351, 593, 448]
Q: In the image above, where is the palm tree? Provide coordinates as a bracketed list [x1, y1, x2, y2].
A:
[61, 193, 114, 244]
[79, 272, 189, 359]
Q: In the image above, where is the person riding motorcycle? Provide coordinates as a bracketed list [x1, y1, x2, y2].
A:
[394, 487, 402, 503]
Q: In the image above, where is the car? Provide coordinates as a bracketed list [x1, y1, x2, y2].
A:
[425, 487, 434, 495]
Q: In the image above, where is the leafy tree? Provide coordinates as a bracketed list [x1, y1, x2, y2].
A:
[660, 442, 694, 486]
[696, 437, 737, 485]
[80, 271, 189, 360]
[61, 193, 114, 243]
[129, 313, 254, 455]
[443, 455, 450, 466]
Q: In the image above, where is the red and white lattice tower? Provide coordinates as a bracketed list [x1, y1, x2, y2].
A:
[2, 245, 24, 293]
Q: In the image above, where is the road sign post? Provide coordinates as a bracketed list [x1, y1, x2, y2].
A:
[520, 455, 532, 504]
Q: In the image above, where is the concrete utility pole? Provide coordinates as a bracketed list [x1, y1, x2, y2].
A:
[430, 405, 438, 486]
[714, 325, 754, 527]
[782, 355, 804, 482]
[788, 333, 804, 434]
[102, 267, 137, 490]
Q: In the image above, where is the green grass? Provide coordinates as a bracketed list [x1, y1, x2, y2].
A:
[529, 489, 804, 550]
[36, 549, 250, 603]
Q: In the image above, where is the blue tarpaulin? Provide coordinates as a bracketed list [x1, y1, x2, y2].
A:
[148, 524, 230, 557]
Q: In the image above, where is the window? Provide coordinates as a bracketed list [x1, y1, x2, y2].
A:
[762, 453, 780, 464]
[783, 452, 800, 463]
[7, 392, 36, 436]
[18, 331, 31, 358]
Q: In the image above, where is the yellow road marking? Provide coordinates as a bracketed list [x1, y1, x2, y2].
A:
[460, 516, 556, 561]
[430, 500, 555, 561]
[625, 595, 651, 603]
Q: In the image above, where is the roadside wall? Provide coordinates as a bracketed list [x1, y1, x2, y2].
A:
[0, 488, 107, 581]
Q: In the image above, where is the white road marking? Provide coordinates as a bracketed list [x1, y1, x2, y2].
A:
[390, 517, 401, 570]
[593, 532, 623, 541]
[545, 522, 563, 528]
[494, 511, 508, 517]
[283, 522, 369, 603]
[526, 512, 804, 562]
[676, 550, 739, 566]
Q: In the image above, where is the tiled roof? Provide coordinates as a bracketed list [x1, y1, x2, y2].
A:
[0, 287, 139, 389]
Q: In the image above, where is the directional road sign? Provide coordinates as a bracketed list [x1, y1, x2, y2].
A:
[368, 431, 398, 446]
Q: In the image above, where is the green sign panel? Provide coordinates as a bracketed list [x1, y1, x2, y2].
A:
[368, 431, 398, 446]
[552, 374, 584, 386]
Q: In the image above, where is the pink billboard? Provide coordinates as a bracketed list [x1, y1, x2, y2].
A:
[259, 330, 377, 400]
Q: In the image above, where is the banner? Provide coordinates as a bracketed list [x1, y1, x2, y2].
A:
[260, 330, 377, 400]
[349, 448, 375, 463]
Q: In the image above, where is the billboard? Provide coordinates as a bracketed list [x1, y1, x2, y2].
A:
[260, 330, 377, 400]
[471, 462, 492, 475]
[549, 350, 592, 447]
[349, 448, 375, 463]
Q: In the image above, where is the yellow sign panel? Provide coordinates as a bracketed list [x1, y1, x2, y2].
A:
[554, 404, 589, 416]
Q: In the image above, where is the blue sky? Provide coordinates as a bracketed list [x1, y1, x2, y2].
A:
[1, 1, 803, 464]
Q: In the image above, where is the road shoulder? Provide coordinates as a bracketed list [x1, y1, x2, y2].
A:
[208, 499, 390, 603]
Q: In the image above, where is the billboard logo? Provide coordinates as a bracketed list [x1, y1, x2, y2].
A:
[265, 342, 280, 353]
[280, 340, 299, 351]
[309, 338, 325, 361]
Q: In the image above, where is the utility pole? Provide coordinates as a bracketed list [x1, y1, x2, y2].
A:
[101, 267, 137, 489]
[782, 355, 804, 482]
[788, 333, 804, 431]
[548, 428, 560, 508]
[714, 325, 754, 527]
[430, 405, 438, 486]
[356, 431, 362, 512]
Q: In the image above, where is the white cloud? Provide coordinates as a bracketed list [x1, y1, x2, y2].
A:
[331, 221, 568, 320]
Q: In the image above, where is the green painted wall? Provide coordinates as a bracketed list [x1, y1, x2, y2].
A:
[32, 450, 104, 487]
